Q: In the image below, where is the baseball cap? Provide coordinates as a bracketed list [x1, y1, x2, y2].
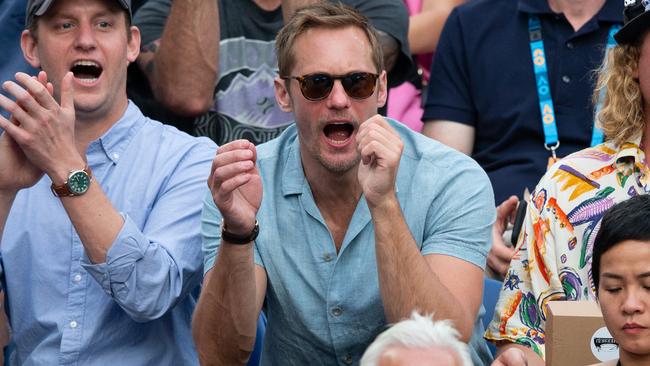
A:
[615, 0, 650, 44]
[25, 0, 132, 27]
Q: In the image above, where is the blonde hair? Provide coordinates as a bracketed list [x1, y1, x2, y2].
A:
[275, 2, 384, 78]
[594, 44, 644, 145]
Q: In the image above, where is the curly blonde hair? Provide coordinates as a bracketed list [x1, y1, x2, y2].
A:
[594, 44, 644, 145]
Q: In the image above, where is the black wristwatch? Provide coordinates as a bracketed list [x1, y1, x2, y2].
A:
[221, 220, 259, 245]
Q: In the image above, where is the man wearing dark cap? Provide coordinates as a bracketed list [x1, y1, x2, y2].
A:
[0, 0, 215, 363]
[486, 1, 650, 364]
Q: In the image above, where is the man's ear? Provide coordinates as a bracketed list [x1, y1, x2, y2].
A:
[274, 76, 293, 112]
[21, 29, 41, 69]
[127, 26, 141, 63]
[376, 70, 388, 108]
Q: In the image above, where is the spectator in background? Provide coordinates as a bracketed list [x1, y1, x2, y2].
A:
[486, 1, 650, 364]
[360, 312, 473, 366]
[589, 195, 650, 366]
[422, 0, 623, 279]
[386, 0, 464, 132]
[133, 0, 411, 146]
[0, 0, 38, 119]
[0, 0, 215, 363]
[192, 3, 495, 365]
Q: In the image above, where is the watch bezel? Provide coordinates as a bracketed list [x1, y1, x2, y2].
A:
[51, 166, 93, 197]
[67, 169, 91, 195]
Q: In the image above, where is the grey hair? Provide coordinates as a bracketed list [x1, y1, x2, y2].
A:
[360, 312, 472, 366]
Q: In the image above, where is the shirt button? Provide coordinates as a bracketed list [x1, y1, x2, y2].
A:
[331, 306, 343, 317]
[70, 320, 78, 329]
[112, 152, 120, 159]
[566, 41, 574, 49]
[323, 253, 335, 262]
[562, 75, 571, 83]
[73, 274, 82, 283]
[342, 355, 353, 365]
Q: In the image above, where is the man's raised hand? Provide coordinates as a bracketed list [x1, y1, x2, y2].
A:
[0, 71, 79, 182]
[209, 139, 262, 236]
[356, 115, 403, 207]
[0, 71, 56, 192]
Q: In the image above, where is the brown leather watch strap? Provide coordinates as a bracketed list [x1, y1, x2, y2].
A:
[50, 166, 93, 197]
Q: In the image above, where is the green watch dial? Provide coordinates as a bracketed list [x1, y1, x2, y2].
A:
[67, 170, 91, 195]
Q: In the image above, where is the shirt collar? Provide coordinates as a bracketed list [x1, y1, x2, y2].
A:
[518, 0, 622, 23]
[615, 135, 644, 164]
[87, 101, 145, 164]
[597, 0, 624, 23]
[518, 0, 554, 15]
[281, 132, 306, 196]
[614, 135, 649, 188]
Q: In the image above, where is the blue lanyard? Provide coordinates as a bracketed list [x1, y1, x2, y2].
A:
[528, 15, 620, 157]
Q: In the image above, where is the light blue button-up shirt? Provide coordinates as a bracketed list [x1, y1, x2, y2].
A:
[2, 102, 216, 365]
[202, 120, 496, 366]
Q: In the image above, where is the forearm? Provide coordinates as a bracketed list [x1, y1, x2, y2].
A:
[61, 180, 124, 263]
[370, 196, 471, 339]
[193, 242, 258, 366]
[150, 0, 219, 115]
[408, 0, 463, 54]
[0, 190, 17, 241]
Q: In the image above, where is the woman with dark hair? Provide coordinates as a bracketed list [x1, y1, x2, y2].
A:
[590, 194, 650, 366]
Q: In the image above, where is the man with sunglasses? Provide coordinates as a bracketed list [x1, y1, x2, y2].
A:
[193, 3, 496, 366]
[132, 0, 411, 146]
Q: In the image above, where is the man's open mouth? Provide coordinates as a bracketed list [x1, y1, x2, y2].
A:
[323, 123, 354, 144]
[71, 60, 103, 84]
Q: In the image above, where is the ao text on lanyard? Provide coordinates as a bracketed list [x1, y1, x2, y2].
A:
[528, 15, 620, 161]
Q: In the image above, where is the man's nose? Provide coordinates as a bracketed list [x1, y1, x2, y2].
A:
[74, 23, 97, 51]
[326, 80, 351, 109]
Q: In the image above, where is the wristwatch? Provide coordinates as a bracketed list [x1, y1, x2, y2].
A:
[221, 220, 259, 245]
[51, 166, 93, 197]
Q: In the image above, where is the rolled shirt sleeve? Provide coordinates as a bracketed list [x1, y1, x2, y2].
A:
[82, 142, 215, 322]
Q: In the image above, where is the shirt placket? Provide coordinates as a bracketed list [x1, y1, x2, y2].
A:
[58, 229, 87, 365]
[58, 160, 108, 365]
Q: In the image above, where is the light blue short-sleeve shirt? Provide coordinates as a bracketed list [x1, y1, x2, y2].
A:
[202, 119, 495, 366]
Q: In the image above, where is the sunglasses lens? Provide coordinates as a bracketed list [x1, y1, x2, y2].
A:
[301, 74, 333, 100]
[342, 73, 377, 99]
[295, 72, 377, 100]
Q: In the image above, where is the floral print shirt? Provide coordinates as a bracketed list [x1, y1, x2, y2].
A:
[485, 140, 650, 357]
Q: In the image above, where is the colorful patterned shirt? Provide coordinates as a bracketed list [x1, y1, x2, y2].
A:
[485, 139, 649, 357]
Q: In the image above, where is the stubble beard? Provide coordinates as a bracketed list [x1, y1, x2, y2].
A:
[317, 150, 361, 174]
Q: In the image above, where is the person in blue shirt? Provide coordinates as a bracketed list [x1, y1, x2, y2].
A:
[0, 0, 215, 363]
[422, 0, 623, 279]
[193, 3, 496, 366]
